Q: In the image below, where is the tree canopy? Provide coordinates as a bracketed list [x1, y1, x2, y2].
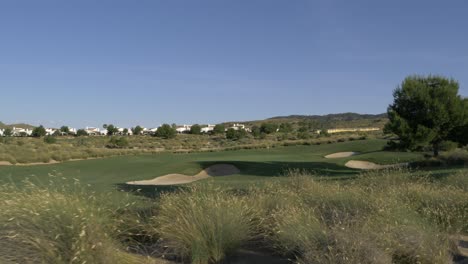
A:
[76, 129, 88, 137]
[106, 124, 118, 136]
[60, 126, 70, 134]
[32, 125, 46, 137]
[132, 126, 143, 135]
[384, 75, 467, 156]
[190, 124, 202, 135]
[155, 124, 177, 139]
[213, 124, 225, 134]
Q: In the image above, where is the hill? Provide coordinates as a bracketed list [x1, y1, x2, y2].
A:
[0, 122, 35, 129]
[225, 113, 388, 129]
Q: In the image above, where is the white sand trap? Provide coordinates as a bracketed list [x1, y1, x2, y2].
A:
[126, 164, 240, 186]
[345, 160, 408, 170]
[325, 152, 358, 159]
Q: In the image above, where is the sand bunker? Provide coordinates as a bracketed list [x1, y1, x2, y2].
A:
[126, 164, 240, 186]
[345, 160, 408, 170]
[324, 152, 358, 159]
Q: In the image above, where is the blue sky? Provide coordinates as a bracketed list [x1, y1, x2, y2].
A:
[1, 0, 467, 128]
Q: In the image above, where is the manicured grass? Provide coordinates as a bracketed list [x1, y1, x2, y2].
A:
[0, 139, 454, 194]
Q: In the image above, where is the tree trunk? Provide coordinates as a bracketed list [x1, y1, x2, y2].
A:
[433, 142, 439, 157]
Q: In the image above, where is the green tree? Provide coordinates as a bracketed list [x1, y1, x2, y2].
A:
[32, 125, 46, 137]
[3, 128, 12, 137]
[251, 126, 261, 138]
[76, 129, 88, 137]
[260, 123, 277, 134]
[213, 124, 225, 134]
[449, 98, 468, 146]
[385, 75, 466, 156]
[190, 124, 202, 135]
[60, 126, 70, 134]
[106, 124, 118, 136]
[132, 125, 143, 135]
[123, 128, 129, 135]
[278, 123, 293, 133]
[226, 128, 247, 140]
[155, 124, 177, 139]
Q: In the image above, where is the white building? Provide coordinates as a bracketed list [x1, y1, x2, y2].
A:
[176, 125, 192, 133]
[85, 127, 101, 136]
[227, 123, 251, 133]
[201, 125, 215, 133]
[0, 129, 4, 136]
[12, 127, 33, 137]
[117, 127, 133, 136]
[68, 128, 77, 135]
[46, 128, 58, 136]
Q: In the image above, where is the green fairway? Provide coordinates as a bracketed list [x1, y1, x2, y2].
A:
[0, 139, 453, 193]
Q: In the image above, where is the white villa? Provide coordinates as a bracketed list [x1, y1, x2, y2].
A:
[85, 127, 101, 136]
[201, 125, 215, 133]
[176, 125, 192, 133]
[45, 128, 58, 136]
[117, 127, 133, 136]
[68, 128, 77, 135]
[227, 123, 251, 132]
[12, 127, 33, 137]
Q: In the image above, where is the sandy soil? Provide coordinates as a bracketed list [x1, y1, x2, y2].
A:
[0, 158, 98, 166]
[345, 160, 408, 170]
[324, 152, 358, 159]
[126, 164, 240, 186]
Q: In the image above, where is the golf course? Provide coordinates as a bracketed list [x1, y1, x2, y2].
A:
[0, 139, 431, 192]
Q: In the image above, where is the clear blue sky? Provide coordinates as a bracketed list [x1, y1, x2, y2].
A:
[1, 0, 467, 128]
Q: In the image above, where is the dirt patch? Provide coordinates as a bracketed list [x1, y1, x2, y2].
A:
[325, 152, 357, 159]
[127, 164, 240, 186]
[345, 160, 408, 170]
[0, 158, 100, 166]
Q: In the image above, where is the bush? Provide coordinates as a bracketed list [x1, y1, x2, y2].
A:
[43, 135, 57, 144]
[226, 128, 247, 141]
[76, 129, 88, 137]
[107, 137, 129, 149]
[0, 181, 140, 264]
[439, 149, 468, 165]
[260, 123, 277, 134]
[154, 185, 257, 263]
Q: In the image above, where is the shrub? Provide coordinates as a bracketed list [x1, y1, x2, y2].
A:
[0, 181, 141, 264]
[43, 135, 57, 144]
[76, 129, 88, 137]
[154, 185, 257, 263]
[107, 137, 129, 149]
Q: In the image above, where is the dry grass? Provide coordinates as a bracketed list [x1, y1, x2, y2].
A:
[153, 185, 258, 263]
[0, 168, 466, 263]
